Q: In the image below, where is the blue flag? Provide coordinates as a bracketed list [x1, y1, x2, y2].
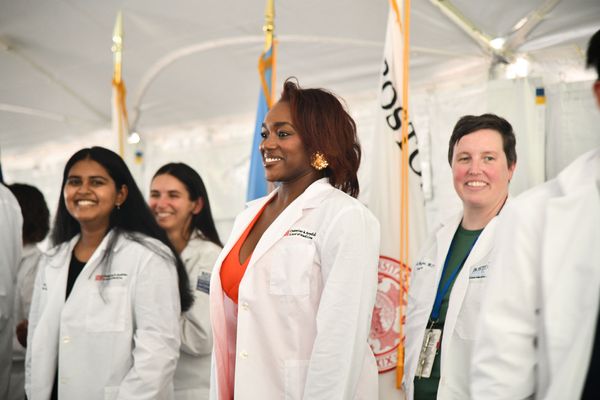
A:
[246, 46, 274, 201]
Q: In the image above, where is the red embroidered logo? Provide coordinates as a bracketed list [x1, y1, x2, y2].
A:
[95, 273, 127, 281]
[368, 255, 403, 373]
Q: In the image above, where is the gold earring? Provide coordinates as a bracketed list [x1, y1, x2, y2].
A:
[311, 151, 329, 171]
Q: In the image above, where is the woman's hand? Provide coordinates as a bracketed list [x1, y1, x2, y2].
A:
[16, 319, 29, 347]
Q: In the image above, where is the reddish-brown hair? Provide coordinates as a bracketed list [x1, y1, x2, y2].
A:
[279, 78, 361, 197]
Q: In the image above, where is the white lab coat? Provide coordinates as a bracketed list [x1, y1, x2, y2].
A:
[404, 209, 503, 400]
[0, 184, 23, 399]
[26, 230, 181, 400]
[9, 244, 43, 400]
[174, 233, 221, 400]
[210, 178, 380, 400]
[471, 148, 600, 400]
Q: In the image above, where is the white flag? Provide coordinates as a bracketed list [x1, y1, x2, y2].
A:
[366, 7, 427, 399]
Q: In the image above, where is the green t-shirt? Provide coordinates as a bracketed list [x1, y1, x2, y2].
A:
[413, 224, 482, 400]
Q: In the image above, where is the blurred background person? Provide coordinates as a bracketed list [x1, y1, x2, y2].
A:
[0, 183, 23, 399]
[26, 146, 192, 400]
[471, 29, 600, 400]
[7, 183, 50, 400]
[210, 79, 380, 400]
[403, 114, 516, 399]
[149, 162, 222, 400]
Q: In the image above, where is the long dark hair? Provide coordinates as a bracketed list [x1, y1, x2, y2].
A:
[51, 146, 193, 312]
[152, 163, 222, 247]
[279, 78, 361, 198]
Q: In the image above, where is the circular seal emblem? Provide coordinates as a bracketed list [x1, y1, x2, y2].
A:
[368, 255, 402, 373]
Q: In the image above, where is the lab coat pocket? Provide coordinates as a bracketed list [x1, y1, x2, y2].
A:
[86, 287, 127, 332]
[269, 242, 314, 296]
[455, 279, 486, 340]
[284, 359, 310, 400]
[104, 386, 120, 400]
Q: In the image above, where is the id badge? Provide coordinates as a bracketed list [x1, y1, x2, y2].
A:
[415, 328, 442, 378]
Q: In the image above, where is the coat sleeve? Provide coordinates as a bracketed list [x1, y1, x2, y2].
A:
[470, 201, 540, 400]
[302, 205, 380, 400]
[117, 251, 181, 399]
[0, 186, 22, 324]
[0, 187, 22, 398]
[179, 242, 221, 356]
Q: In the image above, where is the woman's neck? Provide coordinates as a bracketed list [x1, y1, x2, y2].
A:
[462, 195, 507, 230]
[76, 224, 109, 262]
[167, 228, 190, 254]
[275, 172, 322, 210]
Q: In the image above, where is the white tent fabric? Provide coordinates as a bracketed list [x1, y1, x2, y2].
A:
[1, 0, 600, 233]
[3, 3, 600, 400]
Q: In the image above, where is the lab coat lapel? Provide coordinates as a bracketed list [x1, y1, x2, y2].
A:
[434, 213, 463, 288]
[30, 236, 77, 396]
[62, 231, 118, 306]
[434, 214, 461, 357]
[209, 189, 277, 400]
[247, 179, 330, 270]
[442, 217, 496, 363]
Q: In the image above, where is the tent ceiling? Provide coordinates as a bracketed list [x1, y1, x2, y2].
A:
[1, 0, 599, 154]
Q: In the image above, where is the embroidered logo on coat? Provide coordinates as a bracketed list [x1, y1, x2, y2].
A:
[95, 273, 127, 281]
[368, 256, 404, 373]
[414, 260, 435, 271]
[283, 229, 316, 239]
[469, 264, 489, 279]
[196, 272, 211, 294]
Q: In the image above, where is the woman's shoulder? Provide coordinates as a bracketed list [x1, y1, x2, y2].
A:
[118, 232, 173, 260]
[320, 186, 375, 219]
[187, 234, 221, 251]
[42, 239, 75, 263]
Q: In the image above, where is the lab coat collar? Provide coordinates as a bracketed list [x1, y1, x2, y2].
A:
[47, 229, 121, 269]
[244, 177, 332, 210]
[555, 147, 600, 193]
[248, 178, 333, 267]
[22, 243, 41, 258]
[181, 230, 214, 262]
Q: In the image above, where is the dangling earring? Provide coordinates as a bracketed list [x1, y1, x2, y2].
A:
[116, 203, 121, 210]
[311, 151, 329, 171]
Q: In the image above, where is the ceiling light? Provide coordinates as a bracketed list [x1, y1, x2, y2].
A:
[506, 57, 530, 79]
[127, 131, 140, 144]
[490, 37, 505, 50]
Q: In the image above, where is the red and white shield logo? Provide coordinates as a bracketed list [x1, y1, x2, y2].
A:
[368, 255, 403, 373]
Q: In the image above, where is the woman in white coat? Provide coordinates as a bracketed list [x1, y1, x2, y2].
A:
[210, 79, 380, 400]
[149, 163, 222, 400]
[26, 147, 193, 400]
[470, 29, 600, 400]
[403, 114, 517, 399]
[0, 183, 22, 400]
[7, 183, 50, 400]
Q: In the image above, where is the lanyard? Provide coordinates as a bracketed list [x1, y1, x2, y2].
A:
[430, 234, 479, 322]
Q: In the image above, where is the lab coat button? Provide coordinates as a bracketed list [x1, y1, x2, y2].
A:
[60, 377, 68, 384]
[241, 302, 249, 310]
[240, 350, 249, 359]
[62, 336, 70, 344]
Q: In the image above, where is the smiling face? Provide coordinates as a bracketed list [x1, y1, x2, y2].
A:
[452, 129, 515, 213]
[63, 158, 127, 231]
[148, 173, 202, 236]
[260, 101, 320, 185]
